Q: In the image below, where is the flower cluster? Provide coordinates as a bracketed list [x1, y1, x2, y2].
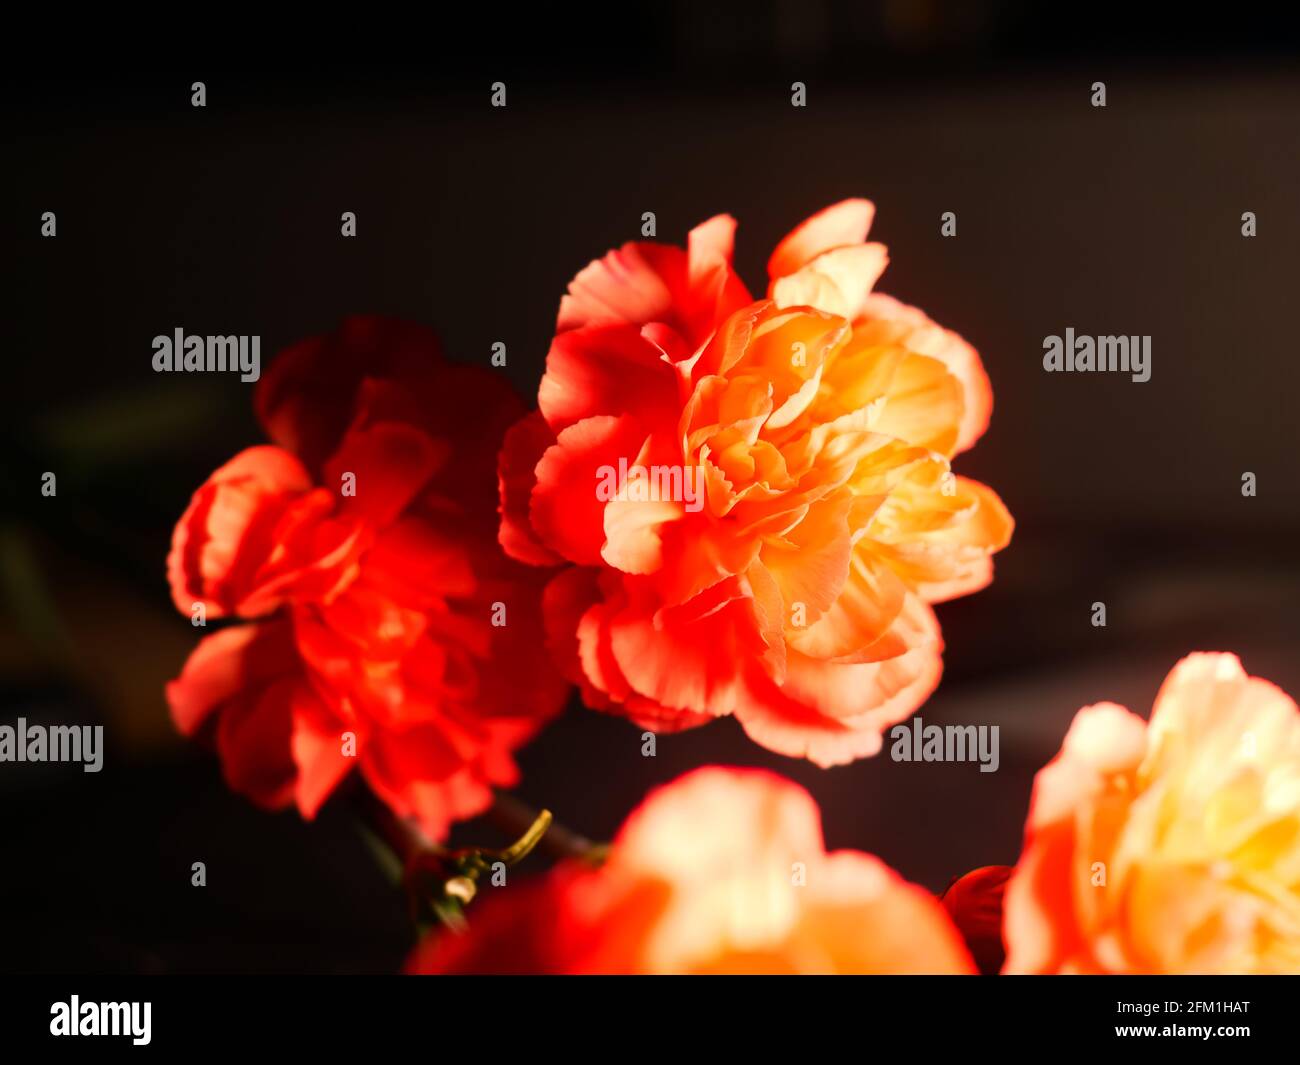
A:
[161, 204, 1299, 976]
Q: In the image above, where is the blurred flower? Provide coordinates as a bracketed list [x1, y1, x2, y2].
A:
[941, 864, 1011, 975]
[409, 766, 976, 974]
[166, 317, 568, 840]
[1004, 653, 1300, 974]
[500, 201, 1011, 764]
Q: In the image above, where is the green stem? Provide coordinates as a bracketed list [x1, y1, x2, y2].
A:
[488, 792, 601, 861]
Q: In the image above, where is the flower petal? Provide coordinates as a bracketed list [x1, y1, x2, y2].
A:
[768, 199, 876, 279]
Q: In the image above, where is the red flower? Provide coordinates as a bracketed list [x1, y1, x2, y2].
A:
[500, 202, 1011, 764]
[409, 767, 976, 974]
[166, 317, 568, 840]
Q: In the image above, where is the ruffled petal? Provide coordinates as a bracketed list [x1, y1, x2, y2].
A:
[539, 324, 681, 435]
[857, 293, 992, 454]
[768, 199, 876, 279]
[165, 619, 300, 735]
[530, 415, 653, 566]
[497, 412, 563, 566]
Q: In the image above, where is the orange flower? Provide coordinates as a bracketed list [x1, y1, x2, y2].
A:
[409, 767, 975, 974]
[166, 317, 568, 840]
[500, 201, 1012, 763]
[1004, 653, 1300, 974]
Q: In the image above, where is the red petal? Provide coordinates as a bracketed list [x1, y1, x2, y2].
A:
[322, 421, 446, 529]
[530, 415, 652, 566]
[539, 324, 680, 435]
[165, 620, 299, 736]
[498, 412, 563, 566]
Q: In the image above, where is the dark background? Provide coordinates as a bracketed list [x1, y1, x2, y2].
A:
[3, 3, 1299, 972]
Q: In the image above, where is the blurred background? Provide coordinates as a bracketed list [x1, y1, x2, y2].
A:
[3, 2, 1299, 971]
